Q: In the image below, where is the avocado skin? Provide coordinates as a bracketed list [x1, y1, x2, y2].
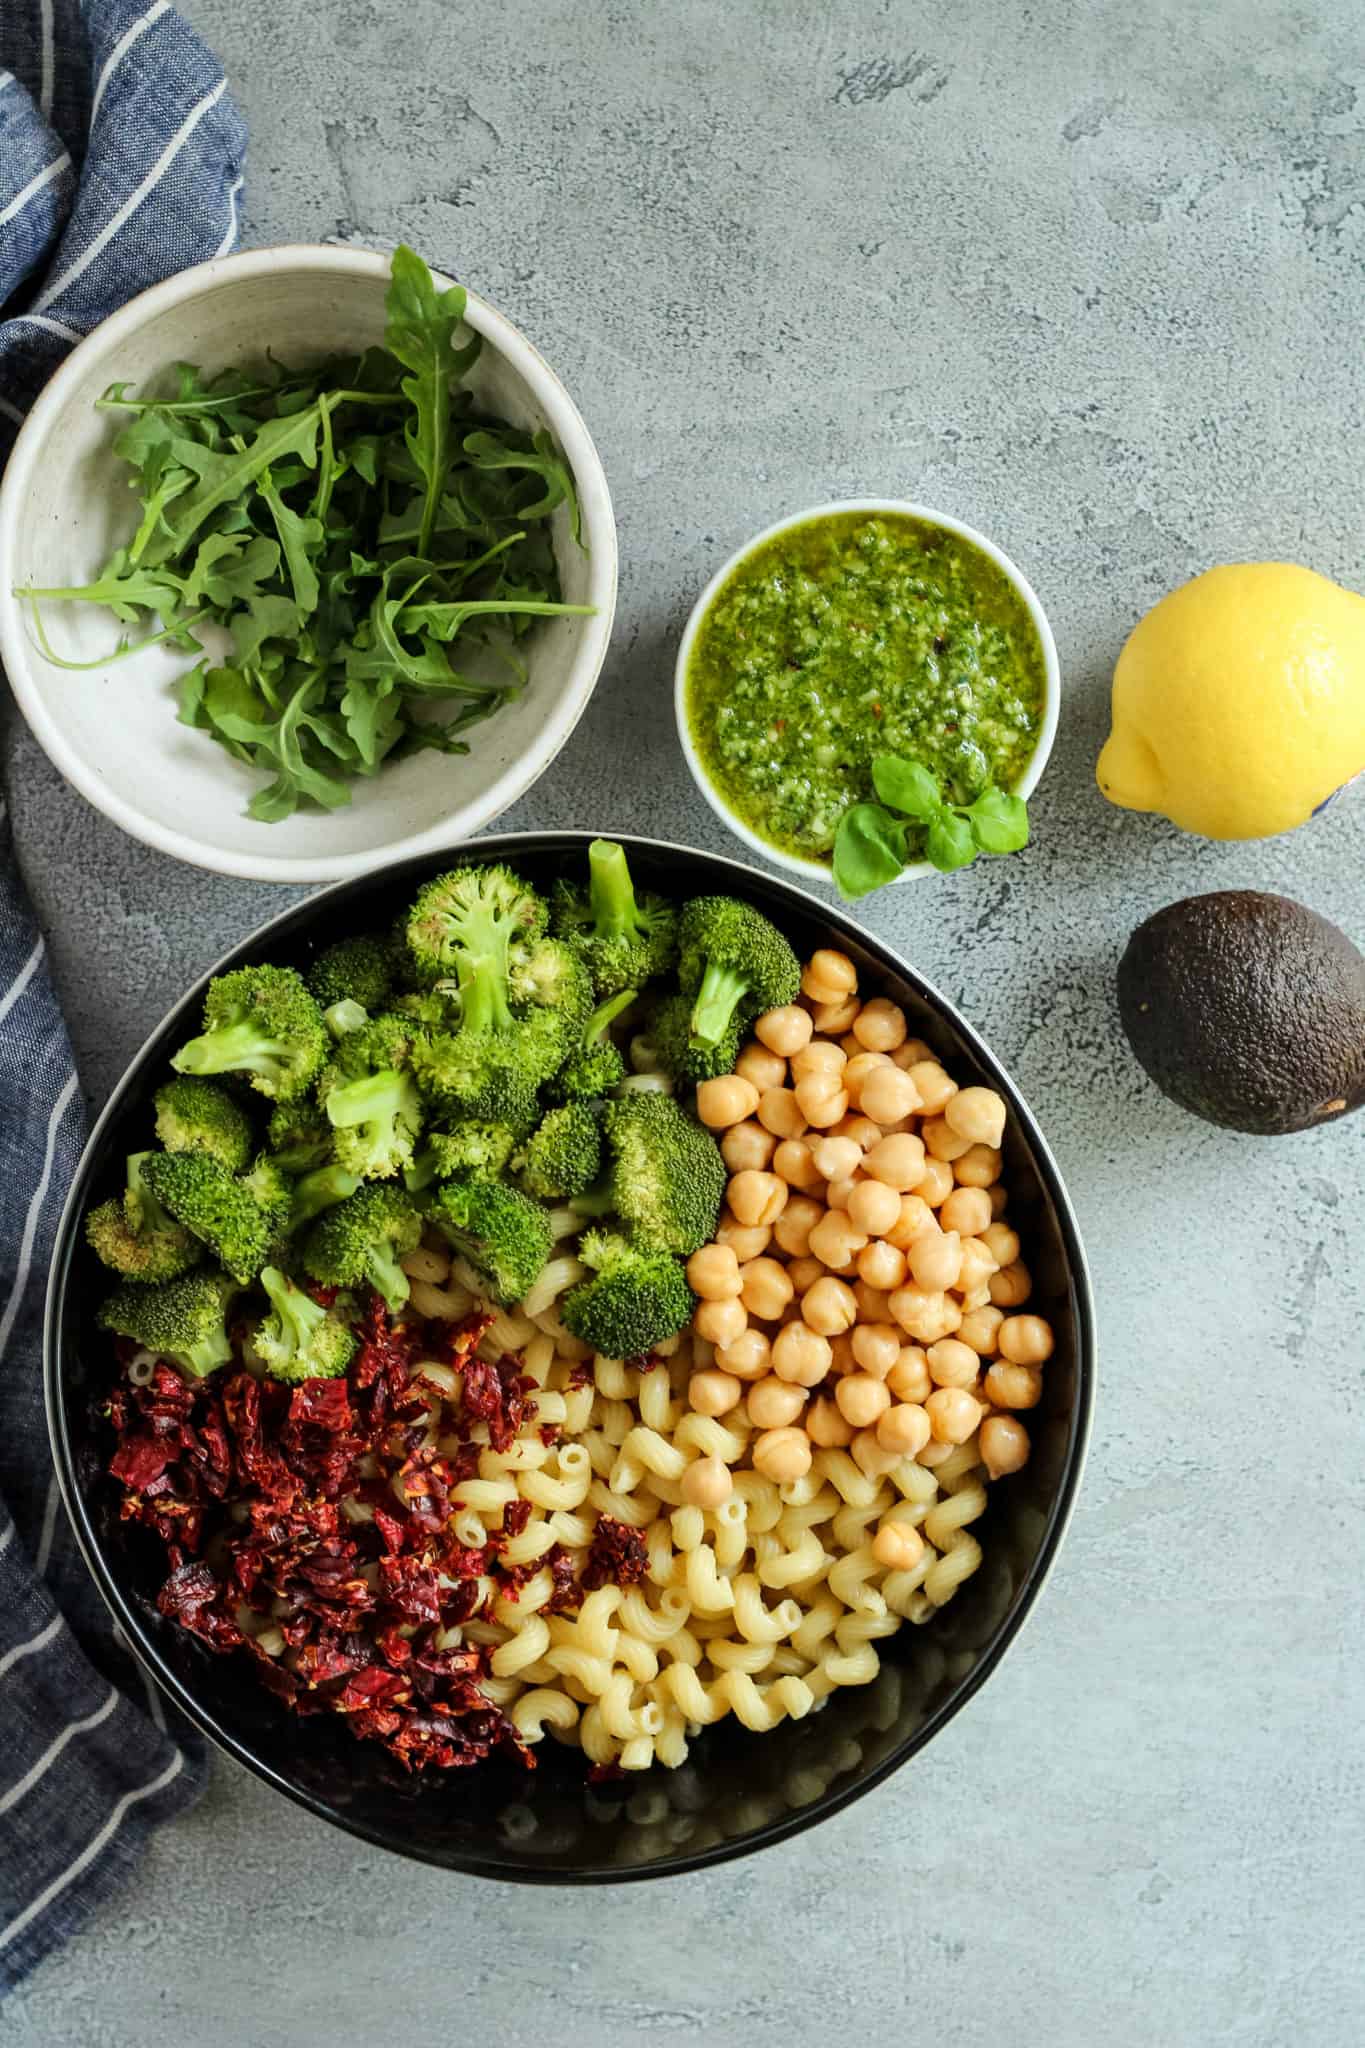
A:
[1117, 890, 1365, 1135]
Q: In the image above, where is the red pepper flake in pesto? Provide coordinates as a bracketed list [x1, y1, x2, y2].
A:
[582, 1517, 647, 1592]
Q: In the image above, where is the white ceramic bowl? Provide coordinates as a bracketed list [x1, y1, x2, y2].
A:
[0, 245, 617, 883]
[674, 499, 1060, 885]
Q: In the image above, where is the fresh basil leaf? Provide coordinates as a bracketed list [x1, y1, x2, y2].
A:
[924, 809, 978, 872]
[967, 785, 1030, 854]
[832, 804, 908, 900]
[871, 753, 944, 821]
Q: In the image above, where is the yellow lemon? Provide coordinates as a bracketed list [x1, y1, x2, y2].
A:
[1097, 563, 1365, 839]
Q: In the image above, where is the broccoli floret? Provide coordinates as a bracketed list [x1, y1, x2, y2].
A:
[253, 1267, 357, 1384]
[318, 1013, 424, 1180]
[515, 1103, 602, 1201]
[405, 1121, 519, 1191]
[138, 1151, 276, 1284]
[646, 992, 743, 1084]
[552, 840, 676, 996]
[411, 1030, 542, 1128]
[171, 964, 328, 1103]
[405, 863, 547, 998]
[508, 937, 593, 1033]
[301, 1183, 422, 1314]
[153, 1077, 254, 1172]
[561, 1230, 693, 1358]
[99, 1268, 237, 1378]
[426, 1178, 552, 1308]
[601, 1093, 726, 1255]
[676, 897, 801, 1049]
[85, 1152, 202, 1282]
[306, 935, 393, 1014]
[549, 988, 634, 1102]
[391, 988, 458, 1030]
[239, 1153, 293, 1239]
[266, 1100, 334, 1172]
[289, 1163, 361, 1232]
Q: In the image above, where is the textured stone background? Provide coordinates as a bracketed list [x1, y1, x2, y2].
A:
[3, 1, 1363, 2041]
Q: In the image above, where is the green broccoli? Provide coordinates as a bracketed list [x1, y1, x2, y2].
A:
[426, 1178, 552, 1307]
[561, 1230, 694, 1359]
[138, 1150, 276, 1284]
[508, 937, 593, 1033]
[265, 1100, 334, 1172]
[153, 1077, 254, 1173]
[676, 897, 801, 1049]
[549, 988, 634, 1102]
[405, 1121, 519, 1191]
[306, 934, 394, 1014]
[552, 840, 676, 995]
[172, 964, 328, 1103]
[289, 1163, 361, 1233]
[515, 1103, 602, 1201]
[600, 1092, 726, 1255]
[318, 1013, 424, 1180]
[391, 988, 458, 1030]
[645, 992, 743, 1085]
[253, 1267, 357, 1384]
[301, 1183, 422, 1314]
[405, 863, 547, 995]
[98, 1268, 237, 1378]
[85, 1152, 202, 1282]
[239, 1153, 293, 1238]
[411, 1030, 542, 1128]
[323, 999, 369, 1038]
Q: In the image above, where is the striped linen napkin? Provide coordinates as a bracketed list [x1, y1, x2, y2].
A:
[0, 1, 245, 1994]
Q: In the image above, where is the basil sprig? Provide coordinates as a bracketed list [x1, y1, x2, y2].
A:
[832, 754, 1030, 900]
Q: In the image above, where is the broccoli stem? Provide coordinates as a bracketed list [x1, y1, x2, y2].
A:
[569, 1181, 618, 1218]
[588, 839, 646, 941]
[176, 1019, 289, 1079]
[186, 1325, 234, 1377]
[457, 902, 515, 1035]
[325, 1070, 409, 1130]
[126, 1152, 177, 1237]
[585, 987, 637, 1045]
[690, 961, 750, 1048]
[325, 999, 368, 1036]
[290, 1165, 361, 1232]
[262, 1265, 323, 1348]
[364, 1243, 410, 1313]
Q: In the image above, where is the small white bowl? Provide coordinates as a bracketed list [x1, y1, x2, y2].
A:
[674, 499, 1060, 885]
[0, 245, 617, 883]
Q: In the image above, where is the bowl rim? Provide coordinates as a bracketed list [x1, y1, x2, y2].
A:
[673, 497, 1062, 886]
[44, 828, 1096, 1882]
[0, 242, 618, 884]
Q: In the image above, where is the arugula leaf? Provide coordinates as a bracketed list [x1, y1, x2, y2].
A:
[832, 804, 909, 900]
[384, 244, 475, 557]
[17, 557, 184, 623]
[144, 404, 321, 563]
[257, 468, 323, 612]
[462, 429, 582, 542]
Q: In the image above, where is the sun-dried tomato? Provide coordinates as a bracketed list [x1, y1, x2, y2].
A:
[581, 1517, 648, 1592]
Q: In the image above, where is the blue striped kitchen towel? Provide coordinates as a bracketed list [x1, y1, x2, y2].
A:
[0, 1, 245, 1994]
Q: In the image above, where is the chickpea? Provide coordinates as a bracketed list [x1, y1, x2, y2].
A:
[755, 1004, 813, 1058]
[917, 1157, 956, 1208]
[812, 994, 860, 1034]
[721, 1120, 777, 1174]
[889, 1284, 963, 1345]
[803, 949, 858, 1000]
[939, 1185, 993, 1238]
[983, 1362, 1043, 1410]
[887, 1345, 932, 1403]
[827, 1331, 857, 1376]
[738, 1255, 794, 1322]
[901, 1037, 936, 1064]
[876, 1403, 932, 1459]
[999, 1314, 1054, 1366]
[958, 1304, 1005, 1357]
[921, 1114, 973, 1163]
[786, 1254, 826, 1296]
[860, 1064, 921, 1128]
[772, 1192, 823, 1258]
[954, 1143, 1004, 1189]
[979, 1413, 1031, 1479]
[990, 1184, 1010, 1218]
[856, 1240, 907, 1292]
[807, 1395, 854, 1448]
[886, 1193, 937, 1249]
[836, 1113, 885, 1151]
[791, 1040, 846, 1082]
[824, 1175, 858, 1211]
[696, 1075, 759, 1130]
[716, 1327, 771, 1381]
[771, 1321, 833, 1387]
[907, 1227, 963, 1293]
[772, 1138, 823, 1191]
[905, 1061, 957, 1115]
[842, 1050, 892, 1107]
[982, 1220, 1021, 1268]
[851, 1322, 901, 1378]
[686, 1242, 743, 1301]
[925, 1386, 983, 1445]
[689, 1369, 743, 1417]
[756, 1087, 806, 1141]
[944, 1085, 1007, 1149]
[715, 1209, 771, 1262]
[836, 1373, 892, 1428]
[861, 1133, 927, 1191]
[751, 1425, 813, 1485]
[853, 1279, 894, 1321]
[794, 1073, 849, 1128]
[728, 1169, 788, 1228]
[873, 1518, 925, 1570]
[853, 997, 908, 1052]
[802, 1274, 858, 1336]
[846, 1177, 902, 1238]
[693, 1296, 747, 1349]
[812, 1134, 862, 1182]
[850, 1427, 903, 1478]
[839, 1031, 864, 1058]
[807, 1208, 868, 1272]
[747, 1376, 809, 1429]
[680, 1453, 734, 1508]
[734, 1041, 787, 1093]
[927, 1337, 980, 1390]
[917, 1437, 955, 1468]
[989, 1261, 1032, 1308]
[956, 1236, 1000, 1295]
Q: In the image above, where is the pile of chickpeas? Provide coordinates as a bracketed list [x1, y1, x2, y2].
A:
[681, 947, 1054, 1567]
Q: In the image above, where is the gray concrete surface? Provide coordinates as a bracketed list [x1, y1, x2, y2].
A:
[3, 0, 1364, 2041]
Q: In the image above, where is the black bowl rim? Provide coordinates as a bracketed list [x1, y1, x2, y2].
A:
[45, 829, 1096, 1882]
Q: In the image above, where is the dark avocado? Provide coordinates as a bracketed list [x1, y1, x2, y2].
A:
[1117, 890, 1365, 1135]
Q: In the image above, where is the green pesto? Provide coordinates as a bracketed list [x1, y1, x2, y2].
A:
[685, 511, 1047, 863]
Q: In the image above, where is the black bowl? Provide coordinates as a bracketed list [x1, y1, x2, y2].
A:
[46, 832, 1095, 1880]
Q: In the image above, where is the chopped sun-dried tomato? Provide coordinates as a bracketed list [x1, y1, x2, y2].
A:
[581, 1517, 648, 1592]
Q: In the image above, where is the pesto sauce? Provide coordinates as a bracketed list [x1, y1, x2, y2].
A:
[685, 511, 1047, 863]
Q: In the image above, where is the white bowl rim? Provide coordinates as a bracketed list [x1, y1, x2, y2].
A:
[673, 497, 1061, 886]
[0, 242, 618, 884]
